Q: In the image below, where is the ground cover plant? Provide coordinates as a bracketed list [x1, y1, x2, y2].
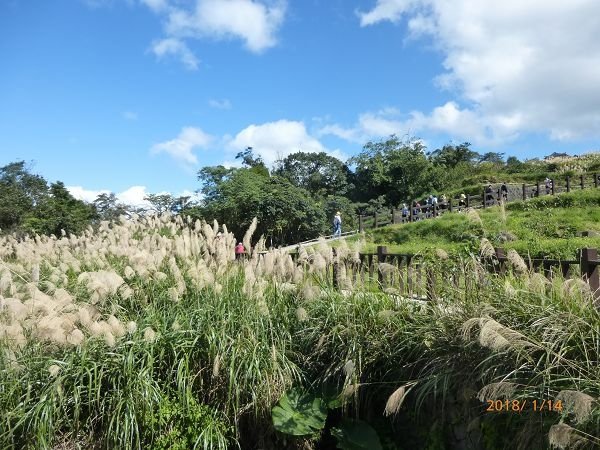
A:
[358, 189, 600, 259]
[0, 214, 599, 449]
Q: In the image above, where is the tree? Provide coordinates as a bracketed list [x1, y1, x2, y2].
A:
[0, 161, 48, 231]
[144, 193, 176, 215]
[235, 147, 269, 177]
[198, 165, 236, 202]
[93, 193, 129, 221]
[273, 152, 352, 198]
[478, 152, 505, 164]
[197, 166, 327, 246]
[24, 182, 97, 236]
[350, 135, 440, 205]
[429, 142, 479, 168]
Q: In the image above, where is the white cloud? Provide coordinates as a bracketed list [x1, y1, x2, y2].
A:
[358, 0, 419, 27]
[150, 38, 200, 70]
[208, 98, 232, 110]
[165, 0, 287, 53]
[151, 126, 213, 165]
[122, 111, 138, 120]
[228, 119, 337, 166]
[358, 0, 600, 143]
[139, 0, 168, 12]
[320, 103, 512, 146]
[67, 186, 110, 203]
[67, 185, 150, 208]
[68, 185, 201, 208]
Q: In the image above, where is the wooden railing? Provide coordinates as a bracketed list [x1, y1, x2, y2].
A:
[290, 245, 600, 303]
[357, 173, 600, 232]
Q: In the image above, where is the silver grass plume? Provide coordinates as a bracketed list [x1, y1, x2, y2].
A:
[384, 382, 416, 416]
[507, 249, 528, 274]
[555, 390, 596, 424]
[479, 238, 495, 259]
[243, 218, 258, 254]
[548, 423, 586, 450]
[466, 208, 483, 227]
[477, 382, 517, 401]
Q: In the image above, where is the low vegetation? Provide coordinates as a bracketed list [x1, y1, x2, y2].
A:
[359, 189, 600, 258]
[1, 214, 598, 449]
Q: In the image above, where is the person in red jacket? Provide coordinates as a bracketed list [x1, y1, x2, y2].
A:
[235, 242, 245, 260]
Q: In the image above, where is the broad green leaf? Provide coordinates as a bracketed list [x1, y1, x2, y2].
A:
[271, 389, 327, 436]
[331, 418, 383, 450]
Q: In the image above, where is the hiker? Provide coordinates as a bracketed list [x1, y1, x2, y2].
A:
[545, 177, 552, 195]
[458, 193, 466, 210]
[485, 184, 494, 206]
[401, 203, 409, 222]
[431, 195, 438, 216]
[413, 201, 421, 220]
[235, 242, 245, 260]
[333, 211, 342, 237]
[500, 182, 508, 201]
[439, 194, 448, 211]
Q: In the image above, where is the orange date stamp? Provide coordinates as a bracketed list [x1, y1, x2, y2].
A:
[485, 399, 563, 413]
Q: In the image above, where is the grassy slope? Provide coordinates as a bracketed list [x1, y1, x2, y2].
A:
[354, 189, 600, 258]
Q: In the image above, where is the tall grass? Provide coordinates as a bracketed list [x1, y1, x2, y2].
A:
[0, 214, 598, 449]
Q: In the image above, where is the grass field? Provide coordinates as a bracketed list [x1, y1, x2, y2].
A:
[354, 189, 600, 259]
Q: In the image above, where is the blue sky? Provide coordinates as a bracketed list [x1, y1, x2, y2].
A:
[1, 0, 599, 206]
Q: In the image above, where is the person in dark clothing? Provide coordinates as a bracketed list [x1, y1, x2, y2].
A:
[485, 184, 494, 205]
[500, 182, 508, 201]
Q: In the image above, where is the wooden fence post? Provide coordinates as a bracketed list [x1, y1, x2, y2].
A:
[374, 213, 379, 228]
[377, 245, 387, 286]
[536, 181, 540, 197]
[551, 179, 555, 195]
[466, 194, 471, 208]
[580, 174, 585, 190]
[581, 248, 599, 302]
[358, 215, 364, 233]
[566, 176, 571, 192]
[409, 203, 414, 223]
[482, 188, 487, 208]
[595, 173, 598, 188]
[426, 268, 435, 301]
[522, 184, 526, 201]
[448, 199, 453, 212]
[332, 248, 339, 289]
[391, 208, 397, 224]
[495, 247, 506, 274]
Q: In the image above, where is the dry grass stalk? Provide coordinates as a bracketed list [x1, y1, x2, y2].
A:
[555, 390, 596, 424]
[384, 382, 416, 416]
[477, 382, 517, 401]
[243, 218, 258, 255]
[548, 423, 586, 450]
[466, 208, 483, 227]
[479, 238, 496, 259]
[507, 249, 528, 274]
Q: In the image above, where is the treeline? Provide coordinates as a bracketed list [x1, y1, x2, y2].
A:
[2, 137, 598, 244]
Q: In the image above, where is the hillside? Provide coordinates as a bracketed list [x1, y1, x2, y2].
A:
[355, 189, 600, 258]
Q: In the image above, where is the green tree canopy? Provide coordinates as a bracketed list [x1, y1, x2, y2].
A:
[0, 161, 49, 231]
[93, 193, 129, 222]
[350, 135, 442, 204]
[198, 167, 327, 245]
[23, 182, 97, 236]
[273, 151, 352, 198]
[428, 142, 479, 168]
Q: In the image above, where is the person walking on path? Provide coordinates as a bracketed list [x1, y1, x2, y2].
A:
[500, 182, 508, 202]
[333, 212, 342, 238]
[235, 242, 245, 260]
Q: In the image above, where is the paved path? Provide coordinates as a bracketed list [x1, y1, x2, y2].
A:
[279, 230, 359, 252]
